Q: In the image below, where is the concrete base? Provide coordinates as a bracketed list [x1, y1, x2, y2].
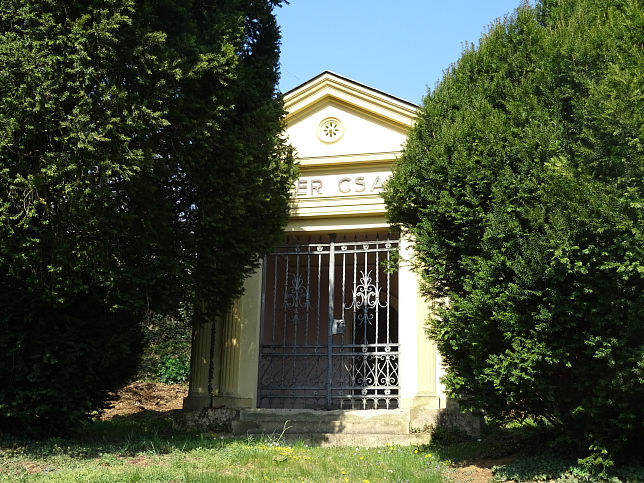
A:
[277, 432, 431, 448]
[410, 406, 481, 436]
[175, 408, 239, 432]
[400, 395, 442, 410]
[183, 395, 255, 411]
[233, 408, 411, 435]
[210, 396, 254, 409]
[231, 407, 482, 439]
[175, 406, 482, 446]
[182, 394, 211, 410]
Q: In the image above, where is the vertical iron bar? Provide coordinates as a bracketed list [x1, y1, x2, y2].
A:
[257, 255, 268, 407]
[283, 254, 289, 347]
[362, 243, 368, 409]
[306, 250, 311, 343]
[387, 242, 391, 345]
[317, 246, 323, 407]
[342, 250, 346, 341]
[293, 251, 300, 381]
[327, 235, 336, 408]
[352, 245, 357, 342]
[282, 254, 289, 388]
[386, 241, 393, 409]
[317, 250, 321, 345]
[363, 248, 368, 345]
[270, 254, 279, 408]
[272, 255, 278, 344]
[341, 249, 346, 403]
[352, 243, 357, 409]
[375, 244, 380, 346]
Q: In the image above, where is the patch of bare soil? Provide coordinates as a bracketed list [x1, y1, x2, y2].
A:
[101, 381, 188, 420]
[126, 455, 153, 467]
[449, 455, 518, 483]
[17, 462, 48, 475]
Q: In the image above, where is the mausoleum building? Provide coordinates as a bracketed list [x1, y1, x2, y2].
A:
[184, 72, 449, 428]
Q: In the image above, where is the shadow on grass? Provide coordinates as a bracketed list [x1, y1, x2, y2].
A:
[421, 423, 644, 483]
[0, 409, 245, 461]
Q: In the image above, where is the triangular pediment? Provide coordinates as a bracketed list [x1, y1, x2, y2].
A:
[283, 72, 417, 161]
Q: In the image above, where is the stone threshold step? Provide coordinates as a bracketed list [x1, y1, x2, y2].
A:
[237, 408, 410, 422]
[265, 432, 431, 448]
[233, 408, 412, 435]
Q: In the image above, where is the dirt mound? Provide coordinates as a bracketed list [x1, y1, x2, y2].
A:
[102, 381, 187, 420]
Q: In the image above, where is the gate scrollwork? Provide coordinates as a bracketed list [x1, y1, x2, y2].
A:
[283, 274, 310, 311]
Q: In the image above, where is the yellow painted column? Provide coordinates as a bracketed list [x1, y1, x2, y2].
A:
[397, 235, 419, 408]
[414, 296, 442, 408]
[183, 317, 214, 410]
[211, 264, 263, 408]
[397, 235, 443, 410]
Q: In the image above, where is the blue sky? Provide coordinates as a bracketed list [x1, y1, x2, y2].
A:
[275, 1, 527, 105]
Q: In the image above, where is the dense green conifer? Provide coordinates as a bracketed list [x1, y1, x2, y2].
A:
[0, 0, 295, 431]
[385, 0, 643, 462]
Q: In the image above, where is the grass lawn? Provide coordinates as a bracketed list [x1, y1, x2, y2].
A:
[0, 414, 447, 482]
[2, 412, 643, 482]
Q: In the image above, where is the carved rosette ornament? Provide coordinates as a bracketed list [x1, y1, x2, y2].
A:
[317, 117, 344, 143]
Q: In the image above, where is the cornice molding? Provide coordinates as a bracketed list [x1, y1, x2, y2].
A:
[284, 72, 417, 129]
[296, 151, 399, 169]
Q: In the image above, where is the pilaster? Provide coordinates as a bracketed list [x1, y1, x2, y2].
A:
[397, 236, 443, 410]
[211, 264, 263, 408]
[183, 317, 214, 410]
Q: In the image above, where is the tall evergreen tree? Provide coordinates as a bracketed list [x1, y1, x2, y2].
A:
[0, 0, 295, 431]
[384, 0, 643, 462]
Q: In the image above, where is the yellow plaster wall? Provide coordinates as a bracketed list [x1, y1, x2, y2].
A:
[286, 100, 408, 159]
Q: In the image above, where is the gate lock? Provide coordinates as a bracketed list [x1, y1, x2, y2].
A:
[332, 319, 345, 335]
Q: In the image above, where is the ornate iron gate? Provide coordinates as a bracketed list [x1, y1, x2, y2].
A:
[258, 235, 399, 409]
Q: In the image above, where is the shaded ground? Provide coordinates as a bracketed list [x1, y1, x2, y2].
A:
[449, 456, 517, 483]
[101, 381, 188, 420]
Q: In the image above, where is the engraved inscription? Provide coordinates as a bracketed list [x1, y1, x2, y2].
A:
[293, 174, 391, 198]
